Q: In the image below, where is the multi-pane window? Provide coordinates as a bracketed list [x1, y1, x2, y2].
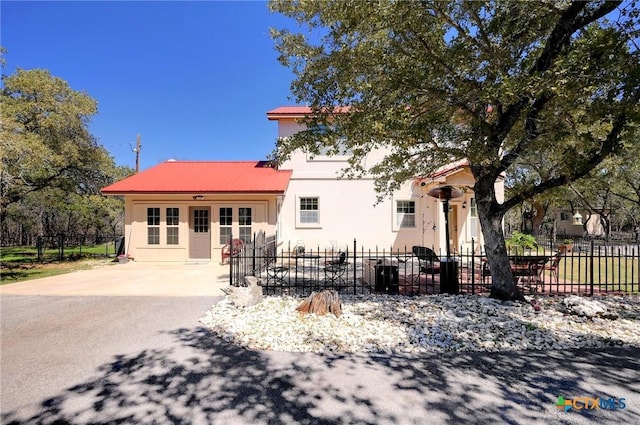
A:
[312, 124, 351, 157]
[166, 208, 179, 245]
[396, 201, 416, 228]
[219, 207, 232, 244]
[147, 207, 160, 245]
[194, 209, 209, 233]
[469, 198, 479, 238]
[239, 207, 252, 242]
[299, 197, 319, 224]
[470, 198, 478, 218]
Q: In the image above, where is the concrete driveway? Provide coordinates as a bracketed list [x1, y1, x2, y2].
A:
[0, 260, 230, 297]
[2, 262, 639, 424]
[0, 261, 227, 422]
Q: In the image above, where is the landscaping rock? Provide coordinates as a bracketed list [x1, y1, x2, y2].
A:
[228, 276, 263, 307]
[561, 295, 616, 319]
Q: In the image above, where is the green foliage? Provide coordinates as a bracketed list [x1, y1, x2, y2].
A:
[1, 67, 132, 243]
[269, 1, 639, 206]
[1, 69, 115, 208]
[570, 125, 640, 234]
[506, 231, 538, 254]
[269, 0, 639, 299]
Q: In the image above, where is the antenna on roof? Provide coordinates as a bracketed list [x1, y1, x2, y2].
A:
[130, 134, 142, 173]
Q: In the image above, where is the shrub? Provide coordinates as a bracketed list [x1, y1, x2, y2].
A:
[506, 232, 537, 254]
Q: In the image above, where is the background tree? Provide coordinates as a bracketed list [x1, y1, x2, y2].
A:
[568, 130, 640, 241]
[270, 0, 640, 301]
[602, 126, 640, 235]
[1, 67, 131, 245]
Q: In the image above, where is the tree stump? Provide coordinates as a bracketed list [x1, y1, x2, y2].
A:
[296, 290, 342, 317]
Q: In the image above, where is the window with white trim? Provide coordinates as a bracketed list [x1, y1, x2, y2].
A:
[219, 207, 232, 244]
[307, 124, 351, 161]
[166, 208, 179, 245]
[396, 201, 416, 228]
[147, 207, 160, 245]
[298, 197, 320, 226]
[469, 198, 479, 239]
[239, 207, 252, 242]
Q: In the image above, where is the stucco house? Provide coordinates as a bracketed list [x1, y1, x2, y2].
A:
[101, 106, 504, 261]
[101, 161, 291, 262]
[267, 106, 503, 254]
[555, 207, 605, 238]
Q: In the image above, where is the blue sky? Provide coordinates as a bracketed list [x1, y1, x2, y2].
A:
[1, 0, 298, 170]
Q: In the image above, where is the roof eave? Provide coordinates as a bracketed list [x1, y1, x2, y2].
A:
[101, 190, 288, 196]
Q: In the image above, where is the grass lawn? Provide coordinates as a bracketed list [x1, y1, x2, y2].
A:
[555, 256, 640, 293]
[1, 246, 116, 284]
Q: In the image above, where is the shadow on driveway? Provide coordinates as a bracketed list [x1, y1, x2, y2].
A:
[2, 327, 638, 425]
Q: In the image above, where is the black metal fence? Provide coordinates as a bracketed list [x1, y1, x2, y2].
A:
[230, 237, 639, 297]
[36, 234, 124, 262]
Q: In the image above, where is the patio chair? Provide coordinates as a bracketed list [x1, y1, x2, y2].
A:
[221, 238, 244, 264]
[544, 250, 566, 287]
[324, 251, 348, 287]
[265, 248, 290, 285]
[412, 246, 440, 277]
[481, 258, 492, 285]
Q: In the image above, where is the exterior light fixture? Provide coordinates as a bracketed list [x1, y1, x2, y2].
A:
[462, 201, 467, 209]
[193, 195, 204, 200]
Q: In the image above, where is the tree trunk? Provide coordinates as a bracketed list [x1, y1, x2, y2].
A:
[474, 177, 526, 302]
[296, 290, 342, 317]
[531, 201, 547, 236]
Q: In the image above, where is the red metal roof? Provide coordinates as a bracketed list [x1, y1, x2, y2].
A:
[428, 159, 470, 180]
[101, 161, 292, 195]
[413, 159, 471, 187]
[267, 105, 350, 120]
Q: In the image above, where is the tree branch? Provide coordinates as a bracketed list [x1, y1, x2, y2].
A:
[494, 1, 620, 145]
[500, 93, 555, 170]
[500, 99, 634, 212]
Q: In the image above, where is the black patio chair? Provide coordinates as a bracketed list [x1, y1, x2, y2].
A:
[412, 246, 440, 280]
[324, 251, 348, 287]
[265, 248, 289, 285]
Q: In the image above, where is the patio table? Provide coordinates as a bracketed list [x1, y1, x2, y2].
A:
[294, 253, 321, 285]
[482, 255, 550, 290]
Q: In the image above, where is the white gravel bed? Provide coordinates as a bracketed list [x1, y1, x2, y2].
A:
[200, 294, 640, 354]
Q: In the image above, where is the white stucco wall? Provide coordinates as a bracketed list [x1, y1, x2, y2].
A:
[269, 114, 502, 255]
[275, 121, 482, 253]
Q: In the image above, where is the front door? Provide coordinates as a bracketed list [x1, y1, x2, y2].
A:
[189, 207, 211, 259]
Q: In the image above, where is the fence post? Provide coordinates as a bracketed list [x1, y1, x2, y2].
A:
[252, 232, 256, 276]
[471, 238, 475, 295]
[58, 233, 65, 261]
[37, 236, 43, 263]
[353, 238, 357, 295]
[229, 233, 233, 287]
[589, 239, 594, 296]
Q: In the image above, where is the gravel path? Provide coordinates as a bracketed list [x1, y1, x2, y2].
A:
[201, 294, 640, 354]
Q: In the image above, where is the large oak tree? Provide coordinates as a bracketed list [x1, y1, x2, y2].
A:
[1, 68, 130, 243]
[269, 0, 640, 300]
